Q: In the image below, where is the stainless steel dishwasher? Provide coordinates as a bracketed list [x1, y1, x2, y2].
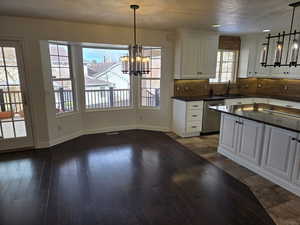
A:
[201, 100, 224, 134]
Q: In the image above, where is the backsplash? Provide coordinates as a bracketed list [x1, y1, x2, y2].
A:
[174, 78, 300, 99]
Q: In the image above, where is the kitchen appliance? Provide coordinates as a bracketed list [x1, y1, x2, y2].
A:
[202, 99, 224, 134]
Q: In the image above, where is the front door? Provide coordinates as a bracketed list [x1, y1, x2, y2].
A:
[0, 40, 33, 151]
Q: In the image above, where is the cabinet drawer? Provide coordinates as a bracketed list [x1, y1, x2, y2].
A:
[187, 101, 203, 110]
[187, 110, 202, 121]
[186, 122, 202, 133]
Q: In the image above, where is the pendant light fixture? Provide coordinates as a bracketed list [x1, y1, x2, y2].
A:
[260, 1, 300, 67]
[121, 5, 150, 76]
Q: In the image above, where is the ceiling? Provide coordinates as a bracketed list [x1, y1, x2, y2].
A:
[0, 0, 299, 34]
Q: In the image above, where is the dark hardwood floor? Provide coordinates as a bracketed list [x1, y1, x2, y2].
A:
[0, 130, 275, 225]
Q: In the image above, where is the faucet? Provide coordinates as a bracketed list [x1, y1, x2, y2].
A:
[225, 81, 231, 96]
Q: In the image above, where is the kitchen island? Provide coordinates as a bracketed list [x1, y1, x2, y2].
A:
[210, 103, 300, 196]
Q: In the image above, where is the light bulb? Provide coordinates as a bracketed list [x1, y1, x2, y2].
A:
[290, 38, 299, 66]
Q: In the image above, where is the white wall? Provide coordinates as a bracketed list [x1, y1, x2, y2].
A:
[0, 16, 174, 148]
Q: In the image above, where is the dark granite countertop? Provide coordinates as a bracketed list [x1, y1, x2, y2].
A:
[209, 103, 300, 133]
[172, 95, 300, 103]
[171, 95, 245, 101]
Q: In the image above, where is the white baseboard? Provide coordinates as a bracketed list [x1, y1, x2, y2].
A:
[35, 124, 171, 149]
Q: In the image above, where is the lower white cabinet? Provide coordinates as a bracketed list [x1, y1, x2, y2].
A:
[218, 113, 300, 196]
[238, 118, 264, 165]
[219, 114, 239, 154]
[292, 144, 300, 187]
[172, 99, 203, 137]
[261, 126, 298, 182]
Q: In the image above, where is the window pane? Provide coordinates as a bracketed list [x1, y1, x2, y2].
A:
[210, 50, 237, 83]
[49, 43, 75, 114]
[0, 48, 4, 66]
[58, 45, 68, 56]
[141, 47, 161, 107]
[6, 67, 20, 85]
[49, 44, 58, 55]
[59, 67, 70, 79]
[59, 56, 69, 67]
[50, 56, 59, 67]
[3, 47, 17, 66]
[82, 47, 131, 109]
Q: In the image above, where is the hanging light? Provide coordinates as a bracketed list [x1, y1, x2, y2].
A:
[260, 1, 300, 67]
[290, 31, 299, 66]
[274, 37, 283, 66]
[120, 5, 150, 76]
[260, 43, 268, 65]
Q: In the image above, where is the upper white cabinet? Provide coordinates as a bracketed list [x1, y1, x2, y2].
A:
[239, 35, 259, 78]
[174, 30, 219, 79]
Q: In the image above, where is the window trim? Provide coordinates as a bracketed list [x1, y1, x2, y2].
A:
[81, 45, 133, 111]
[49, 42, 77, 116]
[139, 47, 162, 109]
[210, 49, 239, 84]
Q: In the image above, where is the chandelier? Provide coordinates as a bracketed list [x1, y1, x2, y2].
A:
[120, 5, 150, 76]
[260, 1, 300, 67]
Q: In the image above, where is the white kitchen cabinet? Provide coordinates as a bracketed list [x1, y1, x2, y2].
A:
[219, 114, 240, 154]
[261, 125, 298, 182]
[292, 142, 300, 187]
[239, 34, 272, 78]
[172, 99, 203, 137]
[174, 30, 219, 79]
[238, 118, 264, 165]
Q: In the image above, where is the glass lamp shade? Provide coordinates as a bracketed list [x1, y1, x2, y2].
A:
[260, 43, 268, 65]
[290, 38, 299, 66]
[274, 41, 283, 66]
[121, 44, 150, 76]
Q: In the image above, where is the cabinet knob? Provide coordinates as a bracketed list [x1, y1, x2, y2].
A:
[192, 115, 198, 117]
[197, 72, 203, 75]
[192, 126, 197, 128]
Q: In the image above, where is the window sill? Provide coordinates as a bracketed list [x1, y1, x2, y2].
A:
[84, 106, 135, 113]
[139, 106, 160, 110]
[56, 111, 79, 118]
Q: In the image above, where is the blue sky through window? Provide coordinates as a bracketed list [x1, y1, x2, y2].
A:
[82, 48, 128, 63]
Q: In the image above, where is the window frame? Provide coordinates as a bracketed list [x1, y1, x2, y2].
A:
[48, 42, 77, 116]
[139, 47, 162, 109]
[210, 49, 239, 83]
[81, 45, 133, 111]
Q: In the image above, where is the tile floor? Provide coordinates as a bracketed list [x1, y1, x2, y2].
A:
[167, 133, 300, 225]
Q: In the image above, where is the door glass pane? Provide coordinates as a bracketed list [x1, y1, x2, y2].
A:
[14, 121, 26, 137]
[2, 122, 14, 139]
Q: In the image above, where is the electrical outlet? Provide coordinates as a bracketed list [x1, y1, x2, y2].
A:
[57, 125, 62, 131]
[284, 85, 288, 90]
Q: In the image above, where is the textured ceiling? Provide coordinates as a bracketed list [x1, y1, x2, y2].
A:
[0, 0, 300, 34]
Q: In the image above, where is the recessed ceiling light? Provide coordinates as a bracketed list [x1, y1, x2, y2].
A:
[212, 24, 221, 28]
[263, 29, 271, 32]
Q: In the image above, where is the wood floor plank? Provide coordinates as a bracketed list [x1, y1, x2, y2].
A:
[0, 130, 275, 225]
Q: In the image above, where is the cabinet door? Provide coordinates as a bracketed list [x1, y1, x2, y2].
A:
[198, 36, 218, 77]
[219, 114, 239, 154]
[238, 119, 264, 165]
[181, 37, 200, 77]
[292, 142, 300, 187]
[262, 125, 297, 181]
